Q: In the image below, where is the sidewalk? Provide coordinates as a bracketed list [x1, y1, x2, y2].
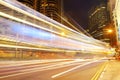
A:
[99, 60, 120, 80]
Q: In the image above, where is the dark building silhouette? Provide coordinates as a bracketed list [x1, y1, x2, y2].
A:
[37, 0, 62, 23]
[88, 0, 110, 43]
[18, 0, 62, 23]
[17, 0, 35, 9]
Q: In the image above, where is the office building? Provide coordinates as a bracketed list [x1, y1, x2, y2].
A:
[17, 0, 62, 23]
[36, 0, 62, 23]
[88, 0, 110, 43]
[17, 0, 35, 9]
[113, 0, 120, 47]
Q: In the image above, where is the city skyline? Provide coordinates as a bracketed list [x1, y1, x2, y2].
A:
[0, 1, 120, 80]
[17, 0, 93, 29]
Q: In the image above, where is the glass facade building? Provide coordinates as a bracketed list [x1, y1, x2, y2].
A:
[17, 0, 35, 9]
[36, 0, 62, 23]
[18, 0, 62, 23]
[88, 0, 110, 43]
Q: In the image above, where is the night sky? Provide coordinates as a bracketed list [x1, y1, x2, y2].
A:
[64, 0, 93, 29]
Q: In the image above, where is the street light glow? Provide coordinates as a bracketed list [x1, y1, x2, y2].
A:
[107, 29, 113, 33]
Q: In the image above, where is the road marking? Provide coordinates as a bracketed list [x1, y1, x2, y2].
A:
[51, 60, 99, 78]
[91, 61, 108, 80]
[98, 61, 109, 80]
[0, 60, 84, 79]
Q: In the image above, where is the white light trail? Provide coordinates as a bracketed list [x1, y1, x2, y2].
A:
[0, 59, 89, 79]
[0, 0, 111, 53]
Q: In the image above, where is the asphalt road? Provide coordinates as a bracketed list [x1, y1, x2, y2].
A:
[98, 60, 120, 80]
[0, 59, 106, 80]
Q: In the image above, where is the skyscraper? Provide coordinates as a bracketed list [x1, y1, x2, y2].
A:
[36, 0, 62, 23]
[17, 0, 62, 23]
[113, 0, 120, 47]
[88, 0, 110, 43]
[17, 0, 35, 9]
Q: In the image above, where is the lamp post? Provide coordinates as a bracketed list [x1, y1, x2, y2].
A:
[106, 29, 113, 46]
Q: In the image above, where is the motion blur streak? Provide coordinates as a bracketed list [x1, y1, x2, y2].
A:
[0, 0, 111, 54]
[0, 59, 91, 79]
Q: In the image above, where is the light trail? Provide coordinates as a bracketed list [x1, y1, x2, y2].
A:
[0, 0, 111, 54]
[0, 59, 74, 68]
[0, 59, 90, 79]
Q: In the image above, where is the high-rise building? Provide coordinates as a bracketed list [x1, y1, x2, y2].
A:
[17, 0, 62, 23]
[113, 0, 120, 47]
[36, 0, 62, 23]
[17, 0, 35, 9]
[88, 0, 111, 43]
[107, 0, 118, 47]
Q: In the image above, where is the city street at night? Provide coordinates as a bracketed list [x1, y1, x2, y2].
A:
[0, 0, 120, 80]
[0, 59, 108, 80]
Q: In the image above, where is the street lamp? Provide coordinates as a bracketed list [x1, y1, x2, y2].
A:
[106, 29, 113, 46]
[107, 29, 113, 33]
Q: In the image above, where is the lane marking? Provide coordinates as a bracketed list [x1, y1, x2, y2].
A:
[91, 61, 108, 80]
[98, 61, 109, 80]
[51, 60, 99, 78]
[0, 60, 79, 74]
[0, 60, 75, 72]
[0, 60, 84, 79]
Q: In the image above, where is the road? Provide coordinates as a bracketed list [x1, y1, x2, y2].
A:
[0, 59, 107, 80]
[99, 60, 120, 80]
